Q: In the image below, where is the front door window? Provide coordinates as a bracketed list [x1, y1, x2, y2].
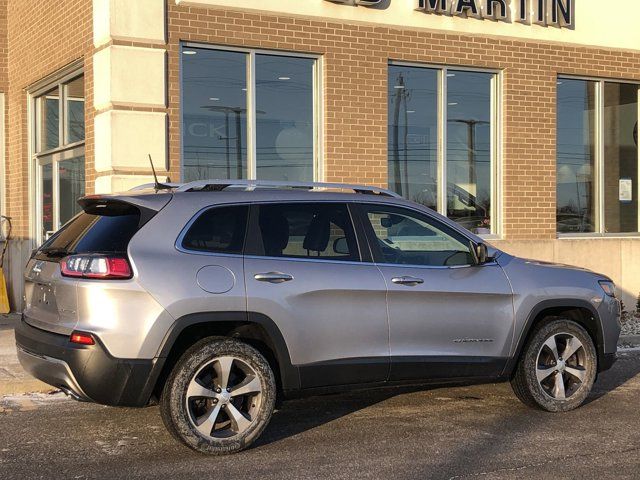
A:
[363, 204, 474, 267]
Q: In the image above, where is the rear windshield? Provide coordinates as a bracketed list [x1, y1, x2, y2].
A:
[36, 203, 141, 260]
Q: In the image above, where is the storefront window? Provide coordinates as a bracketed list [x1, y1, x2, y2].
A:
[255, 54, 315, 182]
[556, 79, 597, 233]
[39, 87, 59, 152]
[65, 76, 85, 144]
[447, 71, 493, 232]
[58, 155, 85, 226]
[604, 83, 638, 233]
[181, 45, 319, 183]
[182, 49, 247, 181]
[388, 65, 438, 211]
[388, 64, 498, 235]
[557, 77, 639, 235]
[33, 71, 85, 242]
[41, 164, 53, 236]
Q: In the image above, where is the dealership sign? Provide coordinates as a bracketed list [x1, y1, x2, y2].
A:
[327, 0, 574, 28]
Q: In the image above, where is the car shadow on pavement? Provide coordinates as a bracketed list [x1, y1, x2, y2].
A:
[583, 351, 640, 404]
[254, 384, 428, 448]
[254, 353, 640, 454]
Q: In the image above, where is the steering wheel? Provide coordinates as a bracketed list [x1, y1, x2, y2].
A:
[378, 239, 401, 263]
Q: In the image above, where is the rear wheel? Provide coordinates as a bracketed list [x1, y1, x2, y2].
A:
[511, 319, 597, 412]
[160, 337, 276, 454]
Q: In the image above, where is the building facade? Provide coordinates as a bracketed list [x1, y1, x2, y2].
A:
[0, 0, 639, 310]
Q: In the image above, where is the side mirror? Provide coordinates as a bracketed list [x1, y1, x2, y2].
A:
[333, 237, 350, 255]
[473, 242, 488, 265]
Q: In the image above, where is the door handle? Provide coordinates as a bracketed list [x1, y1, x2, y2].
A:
[254, 272, 294, 283]
[391, 276, 424, 286]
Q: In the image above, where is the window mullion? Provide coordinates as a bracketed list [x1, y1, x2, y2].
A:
[596, 80, 605, 234]
[58, 84, 64, 151]
[314, 57, 323, 182]
[491, 73, 501, 237]
[247, 51, 257, 180]
[438, 68, 447, 216]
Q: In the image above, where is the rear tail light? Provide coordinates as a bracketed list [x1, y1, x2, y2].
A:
[70, 331, 95, 346]
[60, 255, 133, 279]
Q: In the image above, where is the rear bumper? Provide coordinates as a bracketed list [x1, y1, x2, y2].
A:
[15, 317, 157, 407]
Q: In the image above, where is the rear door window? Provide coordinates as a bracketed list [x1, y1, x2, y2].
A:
[181, 205, 249, 254]
[254, 203, 360, 262]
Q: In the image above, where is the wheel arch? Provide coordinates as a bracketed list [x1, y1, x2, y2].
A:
[142, 312, 300, 405]
[504, 299, 605, 378]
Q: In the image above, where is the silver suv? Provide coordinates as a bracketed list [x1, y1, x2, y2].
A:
[16, 180, 621, 454]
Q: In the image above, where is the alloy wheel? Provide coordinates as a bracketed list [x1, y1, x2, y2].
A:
[185, 356, 263, 439]
[536, 332, 587, 400]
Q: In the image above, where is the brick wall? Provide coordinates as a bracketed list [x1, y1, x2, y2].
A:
[166, 3, 640, 240]
[5, 0, 92, 239]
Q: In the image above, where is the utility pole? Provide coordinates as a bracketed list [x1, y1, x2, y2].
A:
[392, 73, 406, 196]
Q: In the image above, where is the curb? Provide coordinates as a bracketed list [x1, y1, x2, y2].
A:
[619, 334, 640, 346]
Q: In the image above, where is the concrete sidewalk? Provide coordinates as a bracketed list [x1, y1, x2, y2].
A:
[0, 314, 53, 395]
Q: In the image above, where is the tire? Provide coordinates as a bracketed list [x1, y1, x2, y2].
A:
[160, 336, 276, 455]
[511, 319, 597, 412]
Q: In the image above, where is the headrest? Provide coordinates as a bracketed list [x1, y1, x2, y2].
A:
[303, 214, 330, 252]
[260, 212, 289, 255]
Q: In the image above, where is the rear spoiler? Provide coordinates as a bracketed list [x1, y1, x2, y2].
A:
[78, 193, 172, 227]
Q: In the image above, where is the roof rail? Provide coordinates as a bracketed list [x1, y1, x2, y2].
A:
[129, 182, 182, 192]
[169, 179, 402, 198]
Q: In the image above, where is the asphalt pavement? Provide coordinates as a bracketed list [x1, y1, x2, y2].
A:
[1, 349, 639, 480]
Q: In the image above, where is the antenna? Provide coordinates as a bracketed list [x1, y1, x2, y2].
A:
[148, 154, 172, 191]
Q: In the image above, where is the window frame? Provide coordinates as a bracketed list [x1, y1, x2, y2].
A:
[29, 63, 85, 244]
[557, 75, 640, 238]
[354, 202, 479, 269]
[180, 42, 324, 183]
[387, 61, 503, 239]
[244, 201, 364, 264]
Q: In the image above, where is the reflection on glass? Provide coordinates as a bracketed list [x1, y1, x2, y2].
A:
[41, 164, 53, 238]
[557, 79, 597, 233]
[604, 83, 638, 234]
[66, 76, 85, 144]
[255, 55, 315, 182]
[447, 71, 493, 234]
[59, 155, 85, 227]
[387, 65, 438, 211]
[40, 88, 59, 152]
[182, 47, 247, 182]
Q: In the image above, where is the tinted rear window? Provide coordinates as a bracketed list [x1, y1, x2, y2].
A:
[181, 205, 248, 254]
[37, 204, 141, 259]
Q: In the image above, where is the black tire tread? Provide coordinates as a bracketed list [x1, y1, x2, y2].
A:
[510, 318, 597, 413]
[159, 336, 276, 455]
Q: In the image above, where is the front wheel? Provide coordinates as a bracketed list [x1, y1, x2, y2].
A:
[511, 319, 597, 412]
[160, 337, 276, 454]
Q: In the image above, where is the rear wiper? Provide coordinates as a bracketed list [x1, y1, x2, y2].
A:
[38, 247, 74, 258]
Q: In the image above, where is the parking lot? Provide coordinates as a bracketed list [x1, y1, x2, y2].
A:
[0, 349, 639, 480]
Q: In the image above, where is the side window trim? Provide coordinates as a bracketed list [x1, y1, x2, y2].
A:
[350, 203, 379, 264]
[245, 201, 364, 264]
[357, 202, 476, 269]
[176, 203, 250, 257]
